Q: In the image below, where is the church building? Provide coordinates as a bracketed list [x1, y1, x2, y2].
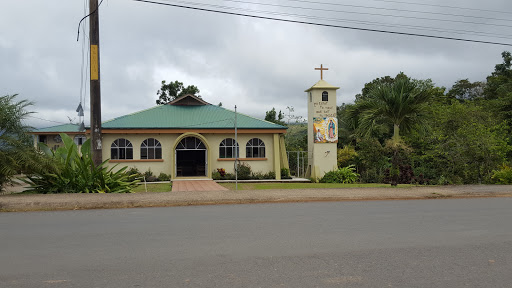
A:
[32, 95, 289, 180]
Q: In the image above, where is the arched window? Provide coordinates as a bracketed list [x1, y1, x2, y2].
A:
[219, 138, 239, 158]
[322, 91, 328, 101]
[176, 137, 206, 150]
[111, 138, 133, 160]
[246, 138, 265, 158]
[141, 138, 162, 159]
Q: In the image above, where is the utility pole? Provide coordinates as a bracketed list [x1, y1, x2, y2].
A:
[234, 105, 238, 191]
[89, 0, 102, 166]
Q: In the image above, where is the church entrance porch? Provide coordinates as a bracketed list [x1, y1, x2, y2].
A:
[175, 136, 207, 177]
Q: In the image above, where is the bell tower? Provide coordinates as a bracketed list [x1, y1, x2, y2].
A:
[306, 65, 339, 180]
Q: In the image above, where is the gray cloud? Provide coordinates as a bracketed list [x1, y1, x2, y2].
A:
[1, 0, 510, 128]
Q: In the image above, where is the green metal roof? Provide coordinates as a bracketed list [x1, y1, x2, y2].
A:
[34, 123, 82, 133]
[102, 104, 287, 130]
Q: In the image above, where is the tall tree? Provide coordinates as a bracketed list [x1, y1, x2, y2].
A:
[264, 107, 286, 126]
[411, 101, 510, 184]
[446, 79, 485, 101]
[156, 80, 200, 105]
[484, 51, 512, 120]
[483, 51, 512, 159]
[356, 76, 432, 143]
[355, 75, 397, 102]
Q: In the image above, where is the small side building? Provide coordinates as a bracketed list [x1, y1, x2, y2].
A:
[32, 123, 87, 151]
[32, 95, 288, 180]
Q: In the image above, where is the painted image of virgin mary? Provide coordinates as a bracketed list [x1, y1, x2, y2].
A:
[328, 119, 336, 139]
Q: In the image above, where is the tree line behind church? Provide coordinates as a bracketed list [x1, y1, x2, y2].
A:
[334, 51, 512, 185]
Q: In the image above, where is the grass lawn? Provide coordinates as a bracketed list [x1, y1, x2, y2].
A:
[218, 182, 414, 190]
[132, 182, 412, 192]
[132, 183, 172, 193]
[13, 182, 412, 194]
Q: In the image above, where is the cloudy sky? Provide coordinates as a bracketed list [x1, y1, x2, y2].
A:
[1, 0, 511, 128]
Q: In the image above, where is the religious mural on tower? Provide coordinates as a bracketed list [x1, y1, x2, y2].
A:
[313, 117, 338, 143]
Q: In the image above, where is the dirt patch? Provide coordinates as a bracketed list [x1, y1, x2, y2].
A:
[1, 185, 511, 212]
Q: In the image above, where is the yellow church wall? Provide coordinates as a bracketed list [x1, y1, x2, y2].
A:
[100, 132, 283, 179]
[203, 133, 277, 176]
[102, 133, 178, 176]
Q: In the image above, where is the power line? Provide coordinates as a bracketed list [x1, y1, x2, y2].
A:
[161, 0, 512, 29]
[358, 0, 512, 15]
[76, 0, 105, 41]
[157, 0, 512, 40]
[221, 0, 512, 23]
[132, 0, 512, 46]
[28, 116, 70, 125]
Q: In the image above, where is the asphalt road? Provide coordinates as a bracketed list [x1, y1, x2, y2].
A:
[1, 198, 511, 287]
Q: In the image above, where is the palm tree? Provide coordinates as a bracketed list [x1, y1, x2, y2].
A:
[354, 77, 433, 185]
[356, 77, 432, 143]
[0, 94, 39, 191]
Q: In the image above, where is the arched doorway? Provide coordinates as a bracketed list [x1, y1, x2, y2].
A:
[175, 136, 207, 177]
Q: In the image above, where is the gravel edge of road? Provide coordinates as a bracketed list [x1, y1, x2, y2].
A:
[1, 185, 512, 212]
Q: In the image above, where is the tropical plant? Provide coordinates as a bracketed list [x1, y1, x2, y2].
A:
[319, 165, 360, 183]
[0, 94, 53, 191]
[337, 145, 357, 168]
[356, 76, 432, 142]
[23, 133, 138, 193]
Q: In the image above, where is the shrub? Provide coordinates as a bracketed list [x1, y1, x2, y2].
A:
[144, 169, 153, 178]
[23, 133, 138, 193]
[140, 169, 158, 182]
[217, 168, 226, 177]
[412, 173, 431, 185]
[384, 164, 415, 184]
[237, 162, 252, 180]
[157, 172, 170, 181]
[492, 165, 512, 184]
[251, 172, 264, 180]
[126, 167, 142, 181]
[337, 145, 357, 168]
[264, 171, 276, 179]
[319, 165, 359, 183]
[146, 176, 158, 182]
[223, 173, 236, 180]
[281, 168, 291, 179]
[212, 171, 222, 180]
